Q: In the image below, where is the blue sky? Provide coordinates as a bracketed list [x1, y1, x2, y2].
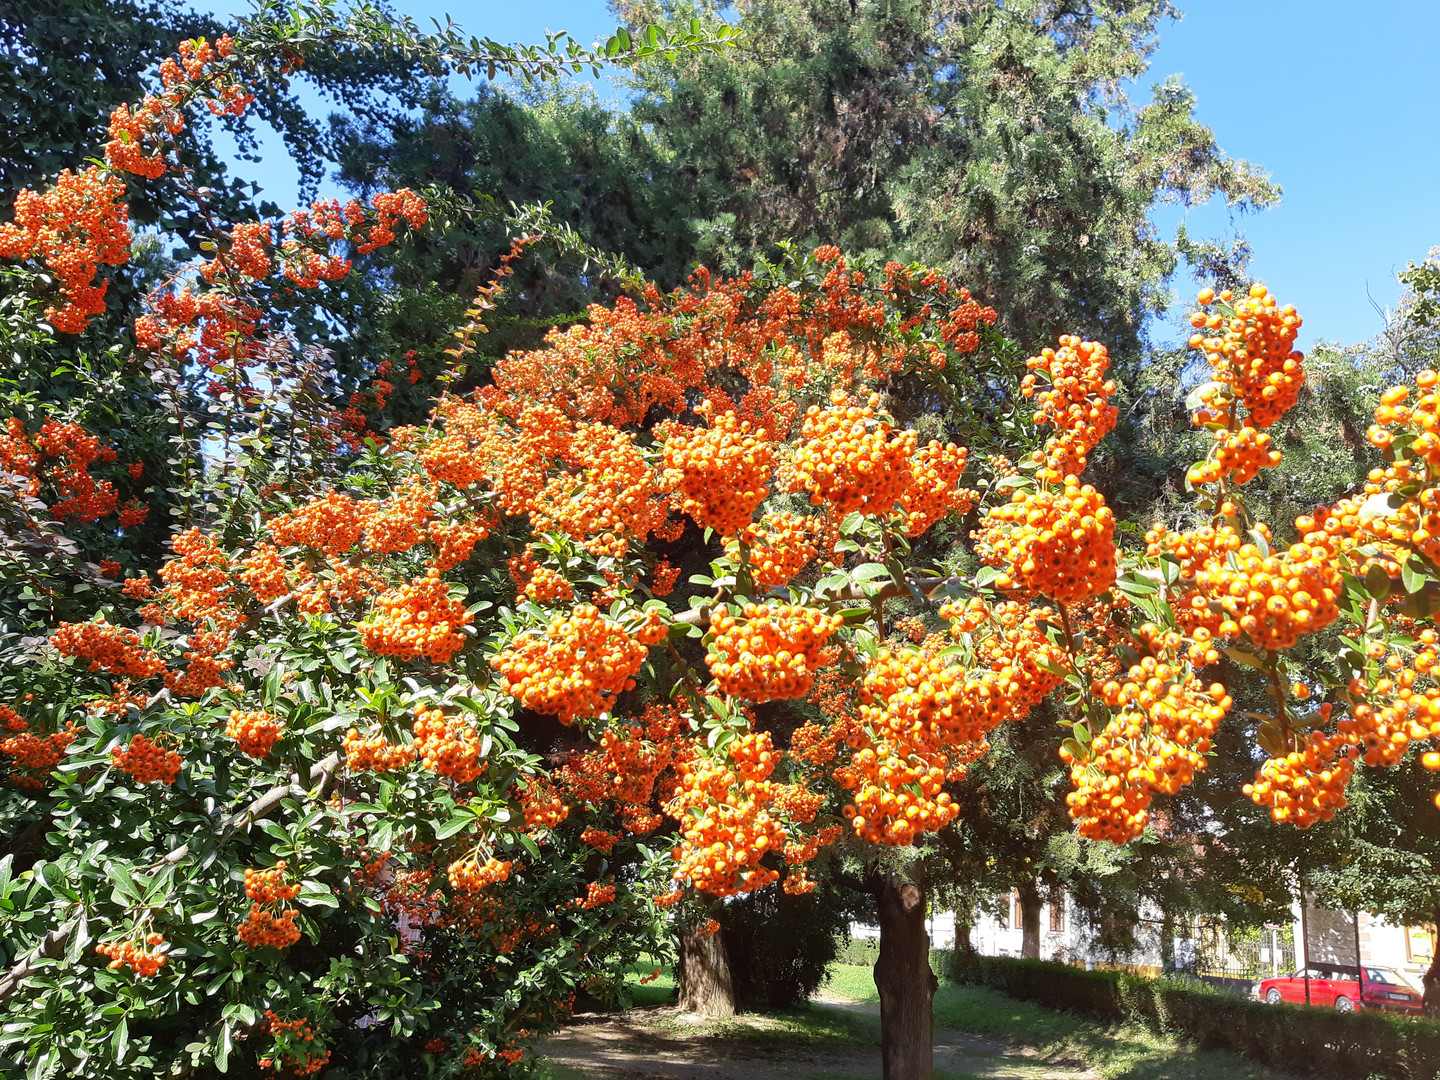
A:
[194, 0, 1440, 350]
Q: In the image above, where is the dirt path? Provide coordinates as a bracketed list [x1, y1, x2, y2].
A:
[540, 993, 1097, 1080]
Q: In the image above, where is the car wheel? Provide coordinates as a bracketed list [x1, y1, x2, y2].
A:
[1335, 996, 1355, 1012]
[1266, 989, 1283, 1005]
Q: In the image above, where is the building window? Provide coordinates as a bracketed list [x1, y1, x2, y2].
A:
[1049, 890, 1065, 933]
[996, 893, 1010, 930]
[1014, 892, 1024, 930]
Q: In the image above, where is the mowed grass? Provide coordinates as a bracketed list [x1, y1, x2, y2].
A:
[823, 963, 1284, 1080]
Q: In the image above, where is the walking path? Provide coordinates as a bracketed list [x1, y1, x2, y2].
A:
[540, 989, 1098, 1080]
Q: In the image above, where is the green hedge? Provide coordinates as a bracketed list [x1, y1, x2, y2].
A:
[838, 938, 879, 966]
[835, 938, 950, 982]
[948, 952, 1440, 1080]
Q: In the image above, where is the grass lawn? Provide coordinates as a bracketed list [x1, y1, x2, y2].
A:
[822, 963, 1285, 1080]
[540, 960, 1293, 1080]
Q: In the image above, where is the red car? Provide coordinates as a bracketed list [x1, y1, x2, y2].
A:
[1258, 964, 1423, 1012]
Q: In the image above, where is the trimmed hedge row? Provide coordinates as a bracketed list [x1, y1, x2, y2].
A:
[948, 951, 1440, 1080]
[835, 938, 950, 981]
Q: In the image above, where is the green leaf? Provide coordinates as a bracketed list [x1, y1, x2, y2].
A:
[974, 565, 1001, 588]
[297, 881, 339, 910]
[434, 816, 475, 840]
[1035, 653, 1070, 679]
[1402, 557, 1428, 595]
[1363, 563, 1392, 601]
[1221, 647, 1266, 671]
[113, 1017, 128, 1064]
[850, 562, 891, 583]
[1184, 380, 1223, 413]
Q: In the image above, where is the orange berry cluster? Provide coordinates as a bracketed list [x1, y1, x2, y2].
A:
[661, 406, 774, 536]
[107, 36, 250, 177]
[518, 779, 570, 831]
[975, 476, 1117, 604]
[788, 396, 915, 515]
[238, 862, 302, 949]
[494, 605, 662, 724]
[508, 548, 574, 605]
[555, 707, 682, 831]
[651, 557, 682, 595]
[36, 418, 122, 523]
[51, 620, 166, 680]
[111, 733, 182, 785]
[706, 603, 843, 702]
[413, 706, 485, 783]
[1065, 661, 1231, 843]
[1367, 369, 1440, 458]
[34, 418, 122, 522]
[667, 732, 786, 896]
[1189, 284, 1304, 429]
[837, 646, 984, 845]
[95, 933, 167, 977]
[1191, 536, 1341, 651]
[898, 441, 975, 537]
[358, 570, 471, 663]
[579, 881, 617, 909]
[246, 862, 302, 904]
[892, 615, 928, 643]
[1340, 640, 1440, 767]
[428, 517, 491, 571]
[268, 490, 368, 556]
[0, 167, 131, 333]
[733, 512, 824, 588]
[1020, 336, 1118, 480]
[237, 542, 287, 603]
[580, 827, 619, 852]
[0, 707, 77, 786]
[1187, 425, 1282, 487]
[226, 709, 283, 759]
[163, 628, 236, 698]
[342, 728, 415, 772]
[260, 1011, 330, 1077]
[1244, 730, 1357, 827]
[236, 905, 301, 949]
[528, 422, 670, 557]
[447, 855, 512, 893]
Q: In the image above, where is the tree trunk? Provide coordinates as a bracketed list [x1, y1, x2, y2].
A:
[1423, 909, 1440, 1018]
[1018, 881, 1042, 960]
[676, 926, 735, 1018]
[873, 871, 936, 1080]
[1160, 908, 1175, 974]
[955, 908, 975, 957]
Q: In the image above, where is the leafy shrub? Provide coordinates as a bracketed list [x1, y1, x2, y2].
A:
[720, 883, 853, 1008]
[949, 952, 1440, 1080]
[838, 938, 880, 967]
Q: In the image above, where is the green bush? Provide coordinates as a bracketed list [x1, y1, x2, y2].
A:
[720, 883, 853, 1009]
[838, 937, 880, 967]
[948, 952, 1440, 1080]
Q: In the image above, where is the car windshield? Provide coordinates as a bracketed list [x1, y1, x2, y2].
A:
[1365, 968, 1423, 991]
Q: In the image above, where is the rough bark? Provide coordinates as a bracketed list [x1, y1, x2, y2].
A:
[874, 872, 936, 1080]
[1160, 908, 1176, 974]
[954, 910, 975, 957]
[1018, 881, 1042, 960]
[1424, 909, 1440, 1018]
[676, 926, 735, 1018]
